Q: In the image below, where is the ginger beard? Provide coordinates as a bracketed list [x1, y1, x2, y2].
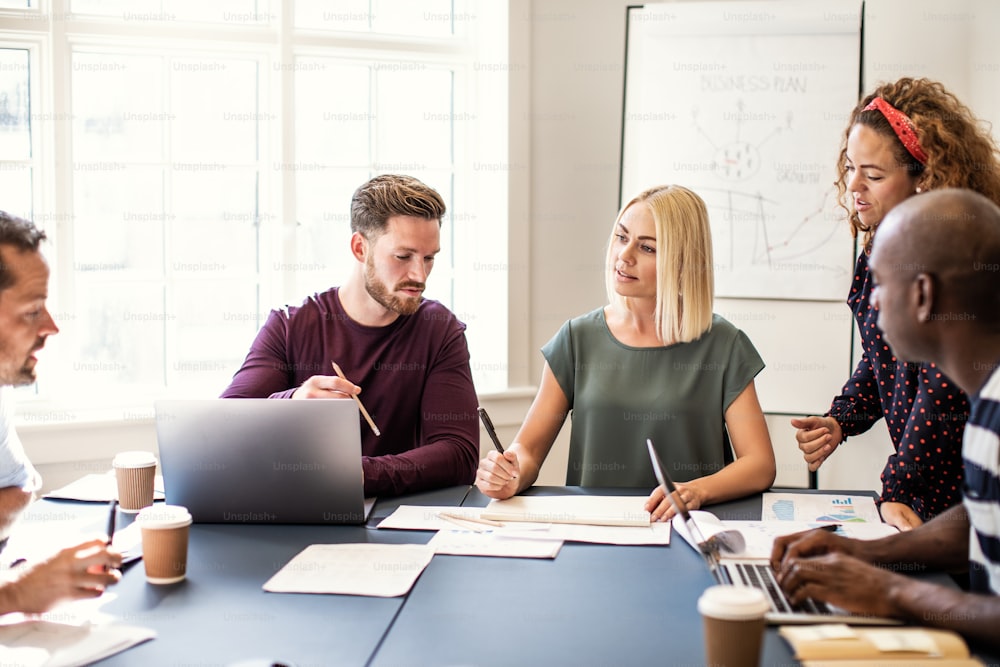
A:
[363, 253, 424, 317]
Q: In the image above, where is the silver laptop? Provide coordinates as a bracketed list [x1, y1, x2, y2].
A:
[645, 439, 896, 625]
[155, 399, 371, 525]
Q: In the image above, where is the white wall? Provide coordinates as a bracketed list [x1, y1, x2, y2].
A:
[524, 0, 820, 488]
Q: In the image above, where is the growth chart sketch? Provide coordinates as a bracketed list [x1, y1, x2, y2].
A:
[622, 1, 862, 299]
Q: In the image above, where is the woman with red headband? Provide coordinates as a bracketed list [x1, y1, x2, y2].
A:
[792, 77, 1000, 530]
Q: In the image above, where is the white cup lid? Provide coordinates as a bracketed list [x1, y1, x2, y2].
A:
[112, 450, 158, 468]
[697, 585, 770, 620]
[137, 504, 192, 528]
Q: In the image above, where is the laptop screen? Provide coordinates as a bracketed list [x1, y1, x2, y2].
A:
[156, 399, 368, 525]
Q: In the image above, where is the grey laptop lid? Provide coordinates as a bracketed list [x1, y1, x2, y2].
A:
[155, 399, 367, 525]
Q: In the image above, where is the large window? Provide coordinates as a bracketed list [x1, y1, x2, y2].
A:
[3, 0, 511, 421]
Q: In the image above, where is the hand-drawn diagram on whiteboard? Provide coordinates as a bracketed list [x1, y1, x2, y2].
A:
[621, 1, 862, 299]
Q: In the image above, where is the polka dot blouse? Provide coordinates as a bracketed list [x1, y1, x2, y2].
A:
[826, 252, 967, 520]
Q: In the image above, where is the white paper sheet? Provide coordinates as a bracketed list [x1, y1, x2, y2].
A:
[672, 510, 898, 559]
[377, 504, 668, 545]
[0, 619, 155, 667]
[480, 496, 651, 527]
[427, 530, 562, 559]
[375, 505, 549, 533]
[761, 493, 882, 523]
[501, 522, 672, 546]
[43, 472, 165, 503]
[263, 544, 435, 597]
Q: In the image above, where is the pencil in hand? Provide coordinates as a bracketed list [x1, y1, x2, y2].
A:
[331, 362, 381, 437]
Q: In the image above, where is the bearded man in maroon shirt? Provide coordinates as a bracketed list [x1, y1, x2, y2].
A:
[222, 174, 479, 497]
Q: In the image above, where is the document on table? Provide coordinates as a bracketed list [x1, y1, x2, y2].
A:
[43, 472, 165, 503]
[762, 493, 881, 523]
[501, 522, 672, 546]
[1, 513, 143, 569]
[480, 495, 651, 527]
[0, 619, 155, 667]
[427, 530, 563, 559]
[263, 544, 435, 597]
[375, 505, 547, 532]
[377, 505, 670, 545]
[672, 510, 898, 559]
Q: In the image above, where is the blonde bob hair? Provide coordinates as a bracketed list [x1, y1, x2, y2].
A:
[605, 184, 714, 344]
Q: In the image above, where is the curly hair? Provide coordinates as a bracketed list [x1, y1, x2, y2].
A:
[835, 77, 1000, 246]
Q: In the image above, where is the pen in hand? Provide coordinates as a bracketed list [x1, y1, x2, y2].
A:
[331, 362, 381, 437]
[477, 407, 505, 454]
[106, 499, 118, 546]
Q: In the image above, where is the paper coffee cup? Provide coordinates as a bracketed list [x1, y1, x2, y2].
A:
[698, 585, 769, 667]
[113, 451, 157, 513]
[137, 505, 192, 584]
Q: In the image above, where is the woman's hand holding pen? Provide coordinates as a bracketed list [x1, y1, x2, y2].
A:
[644, 482, 705, 522]
[476, 450, 521, 499]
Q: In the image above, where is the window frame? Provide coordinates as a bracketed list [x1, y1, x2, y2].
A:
[3, 0, 522, 427]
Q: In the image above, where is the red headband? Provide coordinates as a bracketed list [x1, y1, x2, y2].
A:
[862, 96, 928, 165]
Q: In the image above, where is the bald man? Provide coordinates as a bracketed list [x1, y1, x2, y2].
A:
[770, 189, 1000, 649]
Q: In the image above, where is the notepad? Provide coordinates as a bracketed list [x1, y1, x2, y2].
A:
[480, 495, 651, 527]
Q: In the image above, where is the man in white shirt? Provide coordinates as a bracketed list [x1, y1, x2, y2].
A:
[0, 211, 120, 613]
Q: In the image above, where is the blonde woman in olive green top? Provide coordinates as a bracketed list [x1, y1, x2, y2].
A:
[475, 185, 776, 521]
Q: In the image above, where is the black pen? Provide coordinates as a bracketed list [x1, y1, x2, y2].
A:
[477, 407, 505, 454]
[818, 523, 840, 533]
[106, 499, 118, 546]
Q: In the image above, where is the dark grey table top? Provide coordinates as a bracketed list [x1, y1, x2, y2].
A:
[15, 487, 1000, 666]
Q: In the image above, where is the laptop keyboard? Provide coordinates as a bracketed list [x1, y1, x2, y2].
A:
[728, 562, 832, 615]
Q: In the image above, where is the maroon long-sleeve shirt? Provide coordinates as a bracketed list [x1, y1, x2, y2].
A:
[221, 287, 479, 497]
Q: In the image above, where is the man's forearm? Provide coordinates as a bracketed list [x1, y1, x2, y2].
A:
[863, 504, 970, 571]
[362, 438, 476, 497]
[888, 578, 1000, 650]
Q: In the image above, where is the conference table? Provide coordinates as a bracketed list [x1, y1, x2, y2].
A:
[14, 486, 1000, 666]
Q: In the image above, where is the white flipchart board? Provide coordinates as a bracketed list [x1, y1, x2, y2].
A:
[621, 1, 861, 300]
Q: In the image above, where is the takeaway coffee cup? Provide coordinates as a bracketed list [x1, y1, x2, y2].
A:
[112, 451, 157, 512]
[697, 585, 769, 667]
[137, 505, 192, 584]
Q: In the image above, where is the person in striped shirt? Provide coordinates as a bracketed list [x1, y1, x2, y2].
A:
[771, 189, 1000, 650]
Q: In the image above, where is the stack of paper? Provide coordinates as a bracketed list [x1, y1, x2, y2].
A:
[376, 498, 669, 558]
